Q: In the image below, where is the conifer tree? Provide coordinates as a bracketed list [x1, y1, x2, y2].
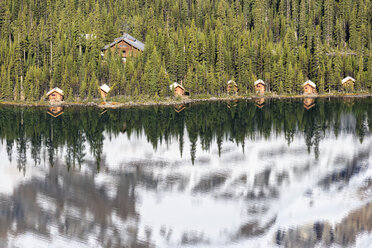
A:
[0, 0, 369, 101]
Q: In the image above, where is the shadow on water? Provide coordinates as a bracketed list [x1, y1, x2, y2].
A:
[0, 97, 371, 247]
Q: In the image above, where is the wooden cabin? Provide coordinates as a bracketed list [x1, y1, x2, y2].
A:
[102, 33, 145, 63]
[303, 80, 317, 94]
[169, 82, 185, 97]
[254, 79, 266, 94]
[342, 76, 355, 91]
[46, 88, 64, 102]
[100, 84, 111, 99]
[47, 106, 64, 118]
[255, 98, 265, 108]
[226, 80, 238, 94]
[304, 98, 315, 110]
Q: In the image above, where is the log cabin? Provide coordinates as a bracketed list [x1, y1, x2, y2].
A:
[102, 33, 145, 63]
[46, 88, 64, 102]
[169, 82, 185, 97]
[100, 84, 111, 99]
[342, 76, 355, 91]
[303, 80, 317, 94]
[226, 80, 238, 94]
[254, 79, 266, 94]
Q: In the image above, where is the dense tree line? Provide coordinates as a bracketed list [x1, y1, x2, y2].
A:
[0, 0, 371, 100]
[1, 98, 371, 169]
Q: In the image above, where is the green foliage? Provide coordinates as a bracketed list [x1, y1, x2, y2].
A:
[0, 0, 370, 101]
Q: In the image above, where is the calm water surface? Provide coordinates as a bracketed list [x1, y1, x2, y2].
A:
[0, 98, 372, 248]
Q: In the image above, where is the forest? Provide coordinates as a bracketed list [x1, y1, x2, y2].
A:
[0, 0, 371, 101]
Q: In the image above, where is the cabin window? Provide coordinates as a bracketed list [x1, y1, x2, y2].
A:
[51, 94, 55, 97]
[122, 50, 126, 54]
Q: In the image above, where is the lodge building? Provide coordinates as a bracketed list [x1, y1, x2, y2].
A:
[102, 33, 145, 62]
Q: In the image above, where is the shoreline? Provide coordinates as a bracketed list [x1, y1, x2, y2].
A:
[0, 93, 371, 109]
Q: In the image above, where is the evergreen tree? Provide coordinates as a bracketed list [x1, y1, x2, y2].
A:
[0, 0, 369, 101]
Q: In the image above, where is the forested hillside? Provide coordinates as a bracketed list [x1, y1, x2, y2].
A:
[0, 0, 371, 101]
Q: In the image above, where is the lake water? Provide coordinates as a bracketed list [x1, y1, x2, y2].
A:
[0, 97, 372, 248]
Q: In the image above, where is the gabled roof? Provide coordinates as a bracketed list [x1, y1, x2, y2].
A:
[227, 80, 237, 86]
[102, 33, 145, 51]
[254, 79, 265, 86]
[303, 80, 316, 88]
[100, 84, 110, 93]
[169, 82, 185, 91]
[46, 87, 64, 96]
[342, 76, 356, 84]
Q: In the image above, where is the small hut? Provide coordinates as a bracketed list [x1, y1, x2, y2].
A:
[254, 79, 266, 94]
[304, 98, 315, 110]
[227, 80, 238, 94]
[100, 84, 111, 99]
[342, 76, 355, 91]
[46, 88, 64, 102]
[303, 80, 317, 94]
[47, 106, 64, 118]
[169, 82, 185, 97]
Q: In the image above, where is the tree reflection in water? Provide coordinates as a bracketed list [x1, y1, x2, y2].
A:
[0, 97, 371, 247]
